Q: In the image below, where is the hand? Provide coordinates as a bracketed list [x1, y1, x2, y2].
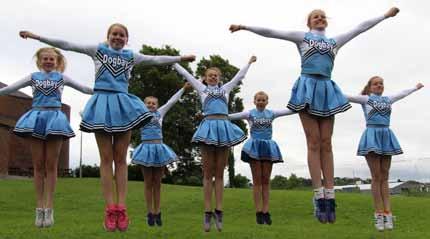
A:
[248, 55, 257, 64]
[181, 55, 196, 62]
[19, 31, 40, 40]
[229, 24, 243, 33]
[195, 112, 204, 121]
[384, 7, 399, 18]
[416, 83, 424, 90]
[183, 82, 193, 90]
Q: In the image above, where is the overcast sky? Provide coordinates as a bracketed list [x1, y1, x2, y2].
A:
[1, 0, 429, 182]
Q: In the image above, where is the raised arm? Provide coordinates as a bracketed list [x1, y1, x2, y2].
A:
[388, 83, 423, 103]
[334, 7, 399, 49]
[135, 54, 195, 66]
[0, 76, 31, 96]
[158, 87, 186, 117]
[272, 109, 296, 118]
[222, 56, 256, 93]
[228, 111, 250, 121]
[230, 24, 304, 44]
[63, 75, 94, 95]
[172, 63, 206, 93]
[19, 31, 97, 57]
[344, 94, 369, 104]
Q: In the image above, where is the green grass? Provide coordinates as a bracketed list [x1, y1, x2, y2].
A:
[1, 178, 430, 239]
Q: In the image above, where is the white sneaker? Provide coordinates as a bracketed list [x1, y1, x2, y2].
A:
[384, 214, 394, 230]
[35, 208, 44, 228]
[43, 208, 54, 227]
[374, 213, 384, 231]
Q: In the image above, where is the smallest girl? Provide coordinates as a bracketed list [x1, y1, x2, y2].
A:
[0, 47, 93, 227]
[229, 91, 295, 225]
[345, 76, 423, 231]
[131, 83, 191, 227]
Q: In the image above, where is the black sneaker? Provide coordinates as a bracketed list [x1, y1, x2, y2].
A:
[154, 212, 162, 226]
[314, 198, 327, 224]
[263, 212, 272, 225]
[213, 209, 223, 232]
[326, 199, 336, 224]
[147, 212, 155, 226]
[256, 211, 264, 225]
[203, 211, 213, 232]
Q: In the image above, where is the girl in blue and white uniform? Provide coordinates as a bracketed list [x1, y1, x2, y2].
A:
[229, 91, 295, 225]
[132, 83, 191, 227]
[229, 7, 400, 223]
[0, 47, 93, 228]
[173, 56, 256, 232]
[19, 25, 194, 231]
[346, 77, 423, 231]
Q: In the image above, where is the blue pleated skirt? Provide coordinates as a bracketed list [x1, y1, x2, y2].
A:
[80, 91, 152, 133]
[287, 74, 351, 117]
[14, 109, 75, 140]
[241, 138, 283, 163]
[357, 126, 403, 156]
[131, 142, 178, 167]
[192, 118, 246, 147]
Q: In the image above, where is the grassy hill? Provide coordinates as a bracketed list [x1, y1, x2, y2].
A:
[1, 178, 429, 239]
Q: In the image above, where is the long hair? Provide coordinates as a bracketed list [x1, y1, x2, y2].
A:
[34, 47, 67, 72]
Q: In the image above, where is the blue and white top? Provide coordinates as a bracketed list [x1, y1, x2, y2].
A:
[140, 88, 185, 141]
[0, 71, 93, 106]
[346, 87, 420, 126]
[244, 15, 386, 77]
[229, 108, 295, 139]
[38, 37, 182, 93]
[172, 63, 251, 116]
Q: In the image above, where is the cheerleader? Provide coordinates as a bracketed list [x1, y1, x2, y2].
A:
[173, 56, 256, 232]
[346, 76, 423, 231]
[229, 91, 295, 225]
[0, 47, 93, 227]
[229, 7, 399, 223]
[19, 24, 194, 231]
[132, 83, 191, 227]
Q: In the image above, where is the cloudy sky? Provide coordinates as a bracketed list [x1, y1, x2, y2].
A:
[1, 0, 429, 182]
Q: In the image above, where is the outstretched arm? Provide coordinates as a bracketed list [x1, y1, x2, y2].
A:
[172, 63, 206, 93]
[134, 54, 195, 66]
[158, 84, 190, 117]
[222, 56, 257, 93]
[228, 111, 250, 121]
[0, 76, 31, 96]
[272, 109, 296, 118]
[229, 24, 304, 44]
[20, 31, 97, 57]
[344, 94, 369, 104]
[388, 83, 424, 103]
[63, 75, 93, 95]
[334, 7, 399, 49]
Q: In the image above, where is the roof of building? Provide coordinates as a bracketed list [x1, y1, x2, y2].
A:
[0, 82, 31, 99]
[334, 182, 410, 191]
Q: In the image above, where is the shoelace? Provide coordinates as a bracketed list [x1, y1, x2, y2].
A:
[117, 209, 127, 221]
[317, 199, 326, 212]
[205, 213, 212, 222]
[106, 209, 117, 222]
[37, 210, 44, 219]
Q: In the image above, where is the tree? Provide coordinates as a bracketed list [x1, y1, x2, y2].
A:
[195, 55, 248, 187]
[230, 174, 251, 188]
[271, 175, 289, 189]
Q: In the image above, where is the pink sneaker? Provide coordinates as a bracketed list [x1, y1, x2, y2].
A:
[116, 204, 129, 232]
[104, 205, 117, 232]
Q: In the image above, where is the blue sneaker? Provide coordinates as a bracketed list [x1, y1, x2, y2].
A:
[326, 199, 336, 224]
[203, 211, 213, 232]
[314, 198, 327, 223]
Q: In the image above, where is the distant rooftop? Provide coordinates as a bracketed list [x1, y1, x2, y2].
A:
[0, 82, 31, 99]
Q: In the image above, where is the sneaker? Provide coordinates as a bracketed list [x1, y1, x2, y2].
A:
[263, 212, 272, 225]
[374, 213, 384, 231]
[154, 212, 162, 226]
[116, 205, 130, 232]
[203, 211, 213, 232]
[213, 209, 223, 232]
[147, 213, 155, 227]
[314, 198, 327, 224]
[43, 208, 54, 227]
[326, 199, 336, 224]
[256, 212, 264, 225]
[104, 205, 117, 232]
[35, 208, 44, 228]
[384, 214, 394, 230]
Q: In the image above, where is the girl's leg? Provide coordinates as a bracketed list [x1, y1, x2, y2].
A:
[214, 147, 229, 211]
[250, 161, 263, 212]
[201, 145, 216, 212]
[142, 166, 154, 214]
[152, 167, 163, 214]
[366, 153, 384, 213]
[95, 133, 115, 205]
[112, 131, 132, 205]
[44, 137, 63, 209]
[30, 138, 45, 209]
[380, 156, 392, 212]
[261, 161, 273, 213]
[319, 116, 335, 190]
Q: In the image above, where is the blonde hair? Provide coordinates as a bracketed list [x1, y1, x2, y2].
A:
[361, 76, 383, 95]
[202, 67, 222, 85]
[34, 47, 66, 72]
[107, 23, 129, 39]
[144, 96, 159, 106]
[307, 9, 326, 29]
[254, 91, 269, 100]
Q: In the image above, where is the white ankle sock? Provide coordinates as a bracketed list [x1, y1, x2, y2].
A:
[324, 188, 335, 199]
[314, 187, 324, 199]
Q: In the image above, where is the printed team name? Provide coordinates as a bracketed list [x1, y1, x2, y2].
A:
[372, 101, 391, 111]
[308, 39, 334, 52]
[102, 54, 132, 68]
[253, 117, 272, 127]
[34, 79, 60, 89]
